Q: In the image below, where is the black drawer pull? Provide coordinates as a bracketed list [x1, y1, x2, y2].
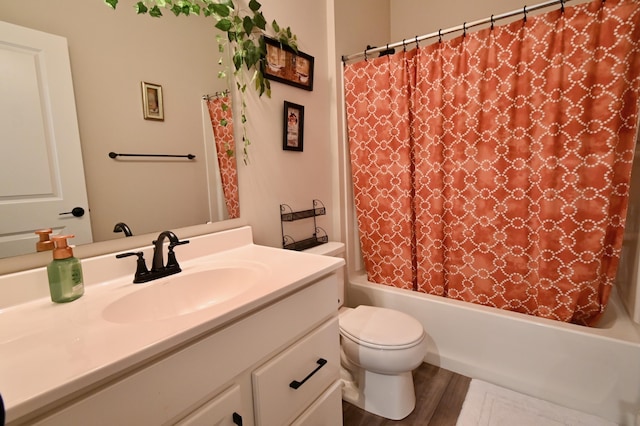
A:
[232, 412, 243, 425]
[289, 358, 327, 390]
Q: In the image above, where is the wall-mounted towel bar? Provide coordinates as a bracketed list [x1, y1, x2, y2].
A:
[108, 152, 196, 160]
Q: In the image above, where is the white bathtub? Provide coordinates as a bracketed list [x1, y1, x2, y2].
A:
[346, 272, 640, 425]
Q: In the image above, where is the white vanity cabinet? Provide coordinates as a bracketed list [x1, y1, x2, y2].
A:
[21, 273, 342, 426]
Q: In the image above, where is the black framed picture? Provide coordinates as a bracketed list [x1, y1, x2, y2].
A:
[283, 101, 304, 152]
[263, 37, 314, 91]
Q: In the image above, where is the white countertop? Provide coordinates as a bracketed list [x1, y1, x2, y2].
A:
[0, 226, 343, 422]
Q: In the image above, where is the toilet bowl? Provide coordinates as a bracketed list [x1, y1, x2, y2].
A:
[339, 305, 428, 419]
[303, 243, 428, 420]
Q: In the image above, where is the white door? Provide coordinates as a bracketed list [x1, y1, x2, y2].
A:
[0, 21, 92, 258]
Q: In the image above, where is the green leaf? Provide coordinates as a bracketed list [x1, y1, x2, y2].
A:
[135, 2, 148, 14]
[149, 5, 163, 17]
[190, 4, 200, 14]
[255, 71, 263, 95]
[104, 0, 118, 9]
[272, 20, 280, 33]
[264, 79, 271, 98]
[244, 42, 260, 69]
[221, 103, 229, 111]
[221, 0, 235, 10]
[248, 0, 261, 12]
[170, 4, 182, 15]
[232, 51, 243, 70]
[210, 3, 230, 17]
[215, 18, 232, 32]
[242, 15, 254, 35]
[288, 39, 298, 52]
[220, 118, 228, 126]
[253, 12, 266, 30]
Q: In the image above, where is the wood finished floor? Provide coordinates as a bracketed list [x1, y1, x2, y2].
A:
[342, 363, 471, 426]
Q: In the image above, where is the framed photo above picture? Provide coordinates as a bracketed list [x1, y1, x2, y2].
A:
[283, 101, 304, 152]
[263, 37, 314, 91]
[141, 81, 164, 121]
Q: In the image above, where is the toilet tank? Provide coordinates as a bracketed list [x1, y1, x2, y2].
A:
[303, 242, 346, 308]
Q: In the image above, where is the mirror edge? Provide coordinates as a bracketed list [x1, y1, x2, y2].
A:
[0, 218, 247, 275]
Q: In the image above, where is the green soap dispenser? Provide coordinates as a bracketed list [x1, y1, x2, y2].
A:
[47, 235, 84, 303]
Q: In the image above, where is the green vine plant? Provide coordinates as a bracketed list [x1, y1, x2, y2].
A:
[103, 0, 298, 164]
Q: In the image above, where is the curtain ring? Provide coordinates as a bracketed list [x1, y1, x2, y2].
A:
[523, 6, 527, 23]
[438, 29, 442, 43]
[490, 14, 495, 30]
[402, 39, 406, 51]
[364, 48, 368, 61]
[415, 35, 419, 47]
[560, 0, 565, 13]
[463, 22, 467, 37]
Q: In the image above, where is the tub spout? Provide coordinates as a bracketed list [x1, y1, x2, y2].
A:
[113, 222, 133, 237]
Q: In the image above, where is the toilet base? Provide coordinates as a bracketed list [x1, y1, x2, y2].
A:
[341, 366, 416, 420]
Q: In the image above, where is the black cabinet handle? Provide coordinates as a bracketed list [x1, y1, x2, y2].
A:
[289, 358, 327, 390]
[232, 412, 243, 425]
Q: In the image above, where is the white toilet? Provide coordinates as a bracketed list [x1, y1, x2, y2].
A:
[303, 242, 428, 420]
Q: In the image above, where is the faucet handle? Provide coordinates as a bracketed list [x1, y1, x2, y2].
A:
[166, 240, 189, 269]
[116, 251, 150, 283]
[169, 239, 190, 248]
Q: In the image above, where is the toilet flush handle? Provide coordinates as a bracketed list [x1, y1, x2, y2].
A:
[289, 358, 327, 390]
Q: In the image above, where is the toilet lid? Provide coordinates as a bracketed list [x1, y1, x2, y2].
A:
[339, 305, 425, 349]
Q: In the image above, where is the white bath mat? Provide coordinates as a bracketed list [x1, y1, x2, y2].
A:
[456, 380, 617, 426]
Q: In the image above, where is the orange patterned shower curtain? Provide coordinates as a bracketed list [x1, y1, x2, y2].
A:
[344, 0, 640, 325]
[206, 95, 240, 219]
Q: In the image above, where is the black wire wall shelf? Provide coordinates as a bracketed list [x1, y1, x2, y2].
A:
[280, 199, 328, 251]
[282, 229, 328, 251]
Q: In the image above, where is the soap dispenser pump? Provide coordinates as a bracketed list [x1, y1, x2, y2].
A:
[47, 235, 84, 303]
[35, 228, 54, 252]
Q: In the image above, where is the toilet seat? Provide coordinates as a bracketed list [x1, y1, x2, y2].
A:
[339, 305, 425, 350]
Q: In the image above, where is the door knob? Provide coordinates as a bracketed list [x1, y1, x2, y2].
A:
[59, 207, 85, 217]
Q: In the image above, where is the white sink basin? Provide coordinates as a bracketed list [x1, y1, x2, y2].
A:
[102, 264, 266, 323]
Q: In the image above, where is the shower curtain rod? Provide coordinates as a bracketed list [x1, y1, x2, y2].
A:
[341, 0, 574, 62]
[202, 89, 229, 101]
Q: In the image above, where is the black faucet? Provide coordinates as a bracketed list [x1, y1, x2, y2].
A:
[116, 230, 189, 283]
[113, 222, 133, 237]
[151, 230, 189, 273]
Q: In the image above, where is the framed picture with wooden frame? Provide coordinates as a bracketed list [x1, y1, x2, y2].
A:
[283, 101, 304, 152]
[263, 37, 314, 91]
[141, 81, 164, 121]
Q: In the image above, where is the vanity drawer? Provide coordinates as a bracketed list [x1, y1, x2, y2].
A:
[176, 384, 243, 426]
[291, 380, 343, 426]
[252, 317, 340, 426]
